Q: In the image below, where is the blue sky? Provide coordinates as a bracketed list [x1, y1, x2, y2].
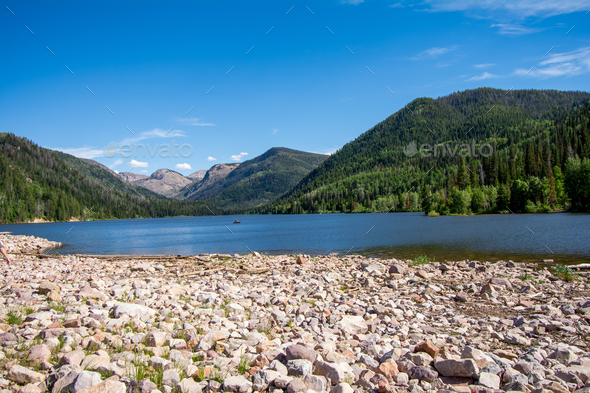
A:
[1, 0, 589, 176]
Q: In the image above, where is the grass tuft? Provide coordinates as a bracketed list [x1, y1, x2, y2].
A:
[554, 265, 578, 282]
[409, 254, 434, 266]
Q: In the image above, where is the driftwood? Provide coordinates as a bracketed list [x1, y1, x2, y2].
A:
[570, 263, 590, 270]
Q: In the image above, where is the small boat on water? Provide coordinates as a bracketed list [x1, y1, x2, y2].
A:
[233, 220, 241, 224]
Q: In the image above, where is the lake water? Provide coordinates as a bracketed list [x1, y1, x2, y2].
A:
[1, 212, 589, 264]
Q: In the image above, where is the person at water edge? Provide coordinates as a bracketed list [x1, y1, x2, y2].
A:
[0, 241, 11, 266]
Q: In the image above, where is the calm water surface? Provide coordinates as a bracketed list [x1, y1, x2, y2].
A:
[1, 213, 589, 263]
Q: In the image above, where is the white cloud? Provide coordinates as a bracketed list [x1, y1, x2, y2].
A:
[272, 129, 278, 134]
[389, 3, 403, 8]
[122, 128, 186, 144]
[175, 117, 215, 127]
[422, 0, 590, 19]
[341, 0, 363, 4]
[53, 146, 104, 159]
[109, 159, 123, 169]
[140, 170, 147, 173]
[490, 23, 540, 35]
[474, 63, 496, 68]
[175, 163, 192, 170]
[127, 159, 149, 168]
[467, 71, 500, 81]
[514, 46, 590, 78]
[207, 156, 217, 161]
[411, 46, 457, 60]
[312, 146, 341, 155]
[231, 152, 249, 161]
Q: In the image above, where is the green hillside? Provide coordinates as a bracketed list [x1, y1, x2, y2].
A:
[183, 147, 327, 210]
[263, 88, 590, 214]
[52, 150, 165, 200]
[0, 133, 221, 223]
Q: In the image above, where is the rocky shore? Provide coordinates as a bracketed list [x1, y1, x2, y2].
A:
[0, 235, 588, 393]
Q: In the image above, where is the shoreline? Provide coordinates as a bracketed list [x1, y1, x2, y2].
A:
[0, 235, 588, 393]
[0, 209, 582, 226]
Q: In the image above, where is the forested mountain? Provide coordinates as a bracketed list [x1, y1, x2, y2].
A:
[53, 151, 161, 200]
[262, 88, 590, 215]
[182, 148, 328, 210]
[0, 133, 220, 223]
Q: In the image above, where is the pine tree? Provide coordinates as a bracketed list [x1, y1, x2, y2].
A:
[457, 157, 469, 190]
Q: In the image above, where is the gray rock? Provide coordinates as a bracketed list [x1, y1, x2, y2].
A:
[550, 348, 579, 366]
[112, 303, 156, 319]
[27, 345, 51, 364]
[329, 383, 354, 393]
[315, 361, 353, 384]
[73, 371, 102, 392]
[162, 370, 180, 387]
[7, 365, 46, 384]
[286, 345, 317, 363]
[407, 366, 438, 382]
[177, 378, 202, 393]
[359, 354, 379, 370]
[223, 376, 253, 393]
[304, 374, 330, 392]
[334, 316, 368, 335]
[435, 359, 479, 378]
[286, 378, 306, 393]
[269, 359, 289, 376]
[287, 359, 314, 376]
[60, 350, 86, 367]
[252, 370, 281, 391]
[478, 372, 500, 389]
[389, 265, 406, 275]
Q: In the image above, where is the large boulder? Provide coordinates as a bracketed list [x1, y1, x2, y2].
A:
[435, 359, 479, 378]
[223, 376, 252, 393]
[334, 316, 368, 335]
[286, 344, 317, 363]
[77, 380, 126, 393]
[111, 303, 156, 319]
[7, 365, 46, 384]
[315, 361, 354, 384]
[73, 371, 102, 392]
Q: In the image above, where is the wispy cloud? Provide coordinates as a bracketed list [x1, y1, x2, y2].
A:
[389, 2, 403, 8]
[175, 117, 215, 127]
[122, 128, 187, 144]
[313, 146, 341, 155]
[467, 71, 500, 81]
[109, 159, 123, 169]
[53, 146, 104, 159]
[474, 63, 496, 69]
[128, 159, 148, 168]
[411, 46, 457, 60]
[207, 156, 217, 161]
[231, 152, 249, 161]
[341, 0, 363, 4]
[514, 46, 590, 78]
[422, 0, 590, 19]
[175, 163, 192, 170]
[272, 128, 278, 135]
[491, 23, 540, 35]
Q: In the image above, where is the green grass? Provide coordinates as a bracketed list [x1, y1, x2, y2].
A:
[50, 301, 67, 313]
[409, 254, 435, 266]
[238, 355, 251, 375]
[6, 308, 24, 325]
[554, 265, 579, 282]
[427, 211, 440, 217]
[193, 368, 206, 382]
[210, 368, 227, 384]
[520, 273, 532, 281]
